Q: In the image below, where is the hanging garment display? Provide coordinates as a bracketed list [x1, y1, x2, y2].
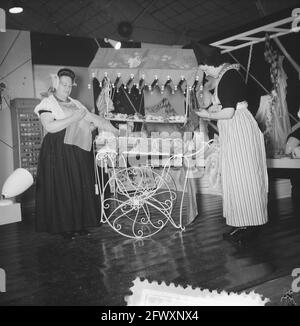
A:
[256, 94, 286, 157]
[96, 78, 114, 117]
[262, 36, 292, 157]
[276, 55, 291, 138]
[89, 48, 202, 122]
[111, 85, 144, 117]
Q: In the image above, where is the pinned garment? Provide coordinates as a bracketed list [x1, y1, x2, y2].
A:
[34, 94, 93, 151]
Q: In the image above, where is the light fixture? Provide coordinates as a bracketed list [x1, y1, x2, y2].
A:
[104, 37, 121, 50]
[0, 168, 33, 206]
[8, 1, 23, 14]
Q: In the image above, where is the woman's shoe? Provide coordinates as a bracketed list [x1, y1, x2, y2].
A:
[223, 227, 248, 240]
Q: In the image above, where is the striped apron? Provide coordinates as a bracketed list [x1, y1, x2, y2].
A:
[214, 70, 269, 227]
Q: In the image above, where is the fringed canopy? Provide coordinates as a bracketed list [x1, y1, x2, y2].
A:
[89, 48, 203, 89]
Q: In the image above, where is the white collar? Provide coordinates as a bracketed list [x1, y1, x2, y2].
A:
[217, 63, 240, 79]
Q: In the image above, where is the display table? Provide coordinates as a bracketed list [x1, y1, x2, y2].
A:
[267, 157, 300, 199]
[267, 157, 300, 169]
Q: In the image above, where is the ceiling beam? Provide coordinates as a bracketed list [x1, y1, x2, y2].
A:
[211, 15, 297, 53]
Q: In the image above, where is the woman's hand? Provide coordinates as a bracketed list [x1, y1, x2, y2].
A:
[198, 90, 212, 108]
[86, 112, 119, 136]
[285, 136, 300, 155]
[195, 109, 210, 119]
[208, 104, 222, 113]
[291, 146, 300, 158]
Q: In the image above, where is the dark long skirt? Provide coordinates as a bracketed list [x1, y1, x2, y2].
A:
[35, 129, 101, 234]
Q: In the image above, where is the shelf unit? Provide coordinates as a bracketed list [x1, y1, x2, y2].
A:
[10, 98, 43, 180]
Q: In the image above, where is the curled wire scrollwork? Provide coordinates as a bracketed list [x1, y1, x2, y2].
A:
[95, 138, 214, 239]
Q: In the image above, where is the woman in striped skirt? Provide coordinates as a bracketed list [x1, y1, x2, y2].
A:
[193, 43, 268, 240]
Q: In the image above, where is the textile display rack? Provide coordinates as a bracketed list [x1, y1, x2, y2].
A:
[89, 48, 212, 238]
[89, 48, 204, 125]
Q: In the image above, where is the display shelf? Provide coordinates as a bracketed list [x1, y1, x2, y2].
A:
[267, 157, 300, 169]
[104, 114, 187, 124]
[10, 98, 43, 179]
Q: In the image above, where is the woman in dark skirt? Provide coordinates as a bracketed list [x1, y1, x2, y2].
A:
[34, 68, 117, 239]
[193, 43, 268, 241]
[285, 120, 300, 202]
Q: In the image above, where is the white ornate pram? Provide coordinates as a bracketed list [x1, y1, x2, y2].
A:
[94, 132, 213, 239]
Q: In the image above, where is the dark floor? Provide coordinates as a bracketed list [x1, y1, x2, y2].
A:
[0, 194, 300, 305]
